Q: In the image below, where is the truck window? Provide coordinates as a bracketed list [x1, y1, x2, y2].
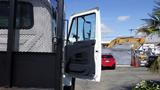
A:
[0, 1, 33, 29]
[78, 14, 96, 40]
[68, 13, 96, 43]
[69, 18, 77, 42]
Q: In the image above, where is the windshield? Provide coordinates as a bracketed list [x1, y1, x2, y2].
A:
[102, 55, 113, 58]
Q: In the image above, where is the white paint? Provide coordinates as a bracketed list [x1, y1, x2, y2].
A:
[68, 8, 101, 82]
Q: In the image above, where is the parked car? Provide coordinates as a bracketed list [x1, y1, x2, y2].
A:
[101, 54, 116, 69]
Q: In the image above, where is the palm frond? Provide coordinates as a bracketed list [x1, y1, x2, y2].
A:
[137, 26, 159, 35]
[137, 27, 150, 35]
[141, 19, 154, 26]
[148, 14, 159, 21]
[155, 1, 160, 6]
[142, 14, 160, 28]
[153, 1, 160, 17]
[138, 0, 160, 36]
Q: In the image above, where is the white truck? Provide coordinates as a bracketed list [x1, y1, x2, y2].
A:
[0, 0, 101, 90]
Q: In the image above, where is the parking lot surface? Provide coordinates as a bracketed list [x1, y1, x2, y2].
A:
[0, 67, 159, 90]
[75, 67, 160, 90]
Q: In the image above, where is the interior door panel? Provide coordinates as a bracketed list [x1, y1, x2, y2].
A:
[65, 40, 95, 79]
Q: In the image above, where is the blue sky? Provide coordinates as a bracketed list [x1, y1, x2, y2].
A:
[64, 0, 155, 41]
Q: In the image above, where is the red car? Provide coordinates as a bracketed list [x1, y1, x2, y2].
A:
[101, 54, 116, 69]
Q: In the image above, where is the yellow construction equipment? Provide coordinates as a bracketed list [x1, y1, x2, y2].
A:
[107, 37, 145, 49]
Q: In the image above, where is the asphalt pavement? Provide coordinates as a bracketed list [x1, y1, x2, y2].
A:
[0, 67, 159, 90]
[75, 67, 160, 90]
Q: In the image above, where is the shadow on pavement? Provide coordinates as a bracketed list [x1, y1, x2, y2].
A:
[102, 67, 116, 70]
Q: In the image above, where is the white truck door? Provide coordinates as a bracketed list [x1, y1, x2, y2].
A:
[65, 8, 101, 82]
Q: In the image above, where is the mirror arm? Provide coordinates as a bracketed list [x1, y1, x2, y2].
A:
[82, 21, 85, 40]
[64, 19, 70, 44]
[64, 19, 69, 34]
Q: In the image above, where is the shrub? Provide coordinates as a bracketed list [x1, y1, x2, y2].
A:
[133, 80, 160, 90]
[149, 56, 160, 73]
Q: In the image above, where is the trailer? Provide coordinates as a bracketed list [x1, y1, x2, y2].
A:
[0, 0, 101, 90]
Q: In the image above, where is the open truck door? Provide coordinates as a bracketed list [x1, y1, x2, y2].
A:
[65, 8, 101, 81]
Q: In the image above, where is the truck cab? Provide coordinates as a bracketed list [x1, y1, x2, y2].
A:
[0, 0, 101, 89]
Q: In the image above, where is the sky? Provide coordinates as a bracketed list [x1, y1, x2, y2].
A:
[64, 0, 155, 41]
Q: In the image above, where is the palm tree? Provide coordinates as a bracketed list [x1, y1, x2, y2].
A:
[137, 1, 160, 35]
[136, 1, 160, 74]
[148, 1, 160, 74]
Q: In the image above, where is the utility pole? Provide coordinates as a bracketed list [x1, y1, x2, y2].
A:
[129, 29, 137, 36]
[129, 29, 134, 36]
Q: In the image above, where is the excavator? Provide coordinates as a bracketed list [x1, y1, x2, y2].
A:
[106, 37, 145, 66]
[107, 37, 145, 49]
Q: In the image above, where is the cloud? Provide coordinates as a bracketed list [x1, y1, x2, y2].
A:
[101, 23, 113, 34]
[117, 16, 130, 21]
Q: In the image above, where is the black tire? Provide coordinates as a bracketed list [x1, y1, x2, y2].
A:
[102, 66, 105, 70]
[112, 64, 116, 69]
[64, 86, 72, 90]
